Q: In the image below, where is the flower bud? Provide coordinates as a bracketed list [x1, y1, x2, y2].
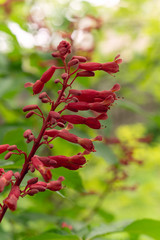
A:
[28, 189, 39, 196]
[28, 135, 35, 141]
[57, 122, 65, 128]
[25, 111, 35, 118]
[77, 71, 95, 77]
[49, 111, 61, 119]
[14, 172, 20, 179]
[27, 177, 38, 185]
[7, 145, 17, 151]
[51, 52, 60, 58]
[49, 144, 54, 149]
[43, 135, 48, 140]
[54, 79, 60, 84]
[39, 92, 47, 99]
[24, 82, 33, 88]
[41, 98, 49, 103]
[0, 144, 10, 154]
[68, 59, 79, 67]
[40, 65, 56, 83]
[23, 105, 39, 112]
[57, 40, 71, 57]
[72, 56, 87, 62]
[61, 73, 68, 80]
[23, 129, 32, 138]
[4, 152, 13, 160]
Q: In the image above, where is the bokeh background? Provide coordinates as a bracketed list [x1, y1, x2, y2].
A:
[0, 0, 160, 239]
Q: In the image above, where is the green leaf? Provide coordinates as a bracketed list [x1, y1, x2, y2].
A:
[3, 128, 27, 153]
[86, 222, 129, 239]
[0, 226, 12, 240]
[124, 219, 160, 240]
[0, 159, 23, 170]
[97, 208, 115, 223]
[52, 168, 84, 192]
[23, 232, 80, 240]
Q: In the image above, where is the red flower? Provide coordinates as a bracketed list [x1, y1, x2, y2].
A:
[69, 89, 116, 103]
[40, 66, 56, 83]
[0, 170, 13, 193]
[31, 156, 52, 182]
[3, 186, 20, 211]
[47, 176, 65, 191]
[60, 115, 101, 129]
[79, 62, 101, 71]
[44, 129, 95, 152]
[101, 55, 122, 75]
[29, 181, 47, 192]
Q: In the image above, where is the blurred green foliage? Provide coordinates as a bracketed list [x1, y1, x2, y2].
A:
[0, 0, 160, 239]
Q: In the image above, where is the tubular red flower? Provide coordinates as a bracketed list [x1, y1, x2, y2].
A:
[79, 62, 101, 71]
[45, 129, 95, 152]
[32, 156, 52, 182]
[32, 80, 44, 94]
[29, 181, 47, 192]
[46, 176, 65, 191]
[0, 170, 13, 193]
[60, 115, 101, 129]
[65, 102, 90, 112]
[40, 65, 56, 83]
[69, 155, 86, 165]
[77, 137, 95, 152]
[3, 186, 20, 211]
[101, 56, 122, 74]
[85, 117, 101, 129]
[69, 89, 116, 103]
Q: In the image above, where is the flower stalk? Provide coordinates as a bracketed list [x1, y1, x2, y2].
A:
[0, 40, 122, 222]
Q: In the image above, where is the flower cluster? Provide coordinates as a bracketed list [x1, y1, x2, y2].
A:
[0, 40, 122, 222]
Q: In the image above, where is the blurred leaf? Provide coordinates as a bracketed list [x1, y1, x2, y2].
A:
[0, 159, 23, 170]
[52, 168, 84, 192]
[117, 100, 144, 113]
[23, 232, 80, 240]
[3, 128, 27, 152]
[124, 219, 160, 240]
[0, 226, 12, 240]
[94, 142, 118, 164]
[85, 222, 129, 240]
[97, 208, 115, 223]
